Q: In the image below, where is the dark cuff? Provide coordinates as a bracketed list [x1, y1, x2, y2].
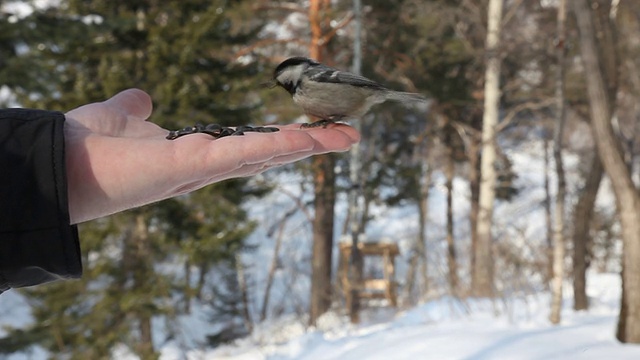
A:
[0, 109, 81, 293]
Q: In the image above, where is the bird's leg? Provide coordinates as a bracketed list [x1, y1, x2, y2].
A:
[301, 115, 344, 129]
[301, 119, 333, 128]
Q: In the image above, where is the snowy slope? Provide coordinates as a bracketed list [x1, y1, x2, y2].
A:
[166, 272, 640, 360]
[4, 273, 639, 359]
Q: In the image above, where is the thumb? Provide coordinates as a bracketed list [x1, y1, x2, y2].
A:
[104, 88, 153, 121]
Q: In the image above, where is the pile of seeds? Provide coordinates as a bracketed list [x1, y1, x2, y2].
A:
[167, 123, 279, 140]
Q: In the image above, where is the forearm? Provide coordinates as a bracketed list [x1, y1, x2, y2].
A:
[0, 109, 81, 293]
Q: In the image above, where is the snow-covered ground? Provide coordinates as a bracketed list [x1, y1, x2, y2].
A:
[158, 272, 639, 360]
[3, 272, 639, 359]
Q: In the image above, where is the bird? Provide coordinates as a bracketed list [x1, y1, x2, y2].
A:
[267, 56, 427, 127]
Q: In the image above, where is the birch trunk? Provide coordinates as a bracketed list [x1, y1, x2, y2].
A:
[549, 0, 567, 326]
[473, 0, 503, 297]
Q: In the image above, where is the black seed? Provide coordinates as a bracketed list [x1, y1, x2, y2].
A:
[205, 123, 222, 131]
[219, 128, 234, 137]
[167, 123, 279, 140]
[256, 127, 279, 133]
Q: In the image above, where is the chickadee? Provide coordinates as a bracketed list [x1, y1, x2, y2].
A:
[268, 57, 427, 127]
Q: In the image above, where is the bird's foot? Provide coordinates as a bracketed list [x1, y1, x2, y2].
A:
[301, 115, 345, 129]
[300, 119, 334, 129]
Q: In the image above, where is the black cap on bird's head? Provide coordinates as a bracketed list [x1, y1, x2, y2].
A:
[262, 57, 318, 89]
[264, 57, 320, 94]
[273, 57, 319, 78]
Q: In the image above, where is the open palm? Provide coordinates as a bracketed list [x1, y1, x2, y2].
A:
[64, 88, 359, 224]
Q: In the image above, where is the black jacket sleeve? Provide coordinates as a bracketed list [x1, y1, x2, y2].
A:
[0, 109, 81, 294]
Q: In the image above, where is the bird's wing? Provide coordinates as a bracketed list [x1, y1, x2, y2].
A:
[307, 66, 387, 90]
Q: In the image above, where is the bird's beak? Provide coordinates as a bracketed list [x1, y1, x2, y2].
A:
[261, 80, 277, 89]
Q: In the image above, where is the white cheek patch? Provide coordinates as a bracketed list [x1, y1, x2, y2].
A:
[277, 64, 305, 85]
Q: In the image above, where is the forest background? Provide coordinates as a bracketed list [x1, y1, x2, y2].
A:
[1, 0, 640, 359]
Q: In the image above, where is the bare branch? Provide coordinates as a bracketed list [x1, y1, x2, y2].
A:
[276, 185, 313, 224]
[253, 2, 306, 14]
[234, 38, 309, 59]
[319, 11, 354, 46]
[502, 0, 524, 26]
[497, 98, 554, 132]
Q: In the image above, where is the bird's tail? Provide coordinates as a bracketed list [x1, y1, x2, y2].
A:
[386, 91, 428, 104]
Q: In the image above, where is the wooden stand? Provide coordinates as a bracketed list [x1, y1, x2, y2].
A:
[338, 242, 400, 308]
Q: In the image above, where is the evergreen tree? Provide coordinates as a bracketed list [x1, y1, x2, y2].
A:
[0, 1, 267, 358]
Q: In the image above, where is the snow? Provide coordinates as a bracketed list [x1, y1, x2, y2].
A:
[0, 272, 640, 360]
[4, 272, 640, 359]
[123, 272, 636, 360]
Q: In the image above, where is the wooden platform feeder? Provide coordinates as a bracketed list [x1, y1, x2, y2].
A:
[338, 242, 400, 308]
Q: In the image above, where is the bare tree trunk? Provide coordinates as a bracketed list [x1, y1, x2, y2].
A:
[345, 0, 364, 324]
[236, 255, 253, 333]
[468, 135, 480, 288]
[573, 0, 616, 313]
[310, 154, 336, 325]
[549, 0, 567, 326]
[473, 0, 503, 297]
[405, 143, 432, 304]
[133, 214, 157, 360]
[261, 208, 295, 322]
[138, 315, 154, 360]
[573, 0, 640, 343]
[308, 0, 337, 326]
[418, 154, 431, 296]
[261, 229, 283, 322]
[543, 135, 553, 287]
[445, 135, 459, 294]
[184, 260, 192, 313]
[196, 262, 208, 300]
[572, 153, 603, 311]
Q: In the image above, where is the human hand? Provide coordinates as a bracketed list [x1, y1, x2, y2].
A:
[64, 88, 360, 224]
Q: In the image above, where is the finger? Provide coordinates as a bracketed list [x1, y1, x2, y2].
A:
[211, 126, 358, 162]
[215, 140, 347, 180]
[171, 125, 358, 174]
[104, 88, 153, 121]
[275, 122, 361, 144]
[302, 128, 360, 152]
[211, 130, 318, 166]
[323, 122, 361, 143]
[170, 130, 316, 179]
[207, 130, 357, 181]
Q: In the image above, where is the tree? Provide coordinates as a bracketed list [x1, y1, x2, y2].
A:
[240, 0, 354, 326]
[346, 0, 364, 324]
[549, 0, 567, 325]
[0, 1, 265, 357]
[572, 151, 603, 310]
[345, 0, 477, 305]
[307, 0, 342, 326]
[572, 0, 640, 343]
[444, 125, 460, 294]
[571, 0, 617, 313]
[473, 0, 504, 298]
